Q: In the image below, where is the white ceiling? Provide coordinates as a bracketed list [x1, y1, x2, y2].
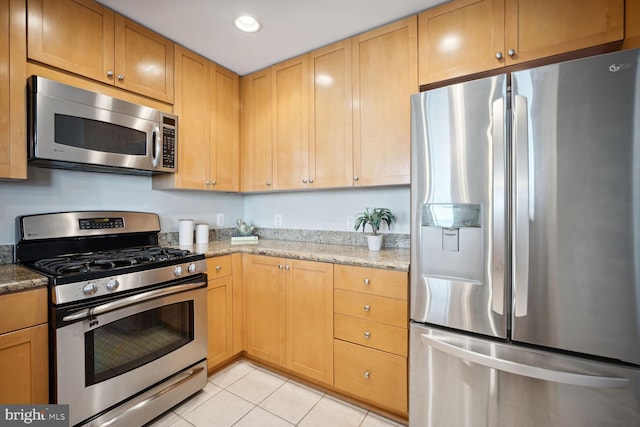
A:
[98, 0, 449, 76]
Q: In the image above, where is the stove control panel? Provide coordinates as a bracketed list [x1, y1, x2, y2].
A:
[52, 258, 207, 305]
[79, 217, 124, 230]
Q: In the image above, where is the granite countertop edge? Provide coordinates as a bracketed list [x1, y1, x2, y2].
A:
[1, 239, 410, 295]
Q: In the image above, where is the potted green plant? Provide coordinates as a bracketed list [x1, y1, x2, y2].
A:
[353, 207, 396, 251]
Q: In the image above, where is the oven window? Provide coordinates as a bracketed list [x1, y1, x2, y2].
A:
[55, 114, 147, 155]
[85, 301, 194, 386]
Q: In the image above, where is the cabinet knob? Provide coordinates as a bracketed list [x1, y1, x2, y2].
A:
[364, 278, 370, 285]
[118, 74, 125, 81]
[211, 180, 217, 185]
[215, 265, 221, 272]
[106, 70, 114, 78]
[302, 179, 308, 184]
[205, 181, 211, 185]
[495, 52, 503, 60]
[309, 179, 314, 183]
[266, 181, 271, 186]
[364, 305, 370, 312]
[285, 265, 290, 271]
[363, 371, 370, 379]
[364, 331, 370, 339]
[354, 176, 359, 181]
[508, 49, 516, 57]
[278, 264, 284, 270]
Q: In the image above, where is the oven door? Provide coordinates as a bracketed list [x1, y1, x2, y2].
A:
[54, 278, 207, 426]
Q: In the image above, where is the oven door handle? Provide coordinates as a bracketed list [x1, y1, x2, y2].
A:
[62, 281, 206, 322]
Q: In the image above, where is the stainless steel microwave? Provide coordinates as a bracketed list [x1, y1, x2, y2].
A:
[28, 76, 177, 175]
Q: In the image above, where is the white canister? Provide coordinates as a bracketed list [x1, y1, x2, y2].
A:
[196, 223, 209, 244]
[178, 219, 194, 245]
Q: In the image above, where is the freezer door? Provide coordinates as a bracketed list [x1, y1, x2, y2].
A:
[410, 75, 508, 338]
[511, 49, 640, 363]
[410, 323, 640, 427]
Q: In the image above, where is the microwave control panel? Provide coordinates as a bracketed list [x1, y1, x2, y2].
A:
[161, 114, 177, 170]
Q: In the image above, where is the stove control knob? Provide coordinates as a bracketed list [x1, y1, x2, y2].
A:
[174, 266, 183, 277]
[83, 283, 98, 296]
[106, 279, 119, 292]
[188, 263, 197, 273]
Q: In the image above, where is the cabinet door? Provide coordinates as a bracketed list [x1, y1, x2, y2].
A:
[172, 46, 210, 190]
[244, 255, 286, 365]
[272, 55, 309, 190]
[309, 40, 353, 189]
[210, 64, 240, 191]
[418, 0, 505, 84]
[0, 0, 26, 179]
[624, 0, 640, 49]
[27, 0, 115, 84]
[0, 324, 48, 404]
[353, 17, 416, 187]
[207, 276, 234, 368]
[240, 68, 273, 192]
[504, 0, 623, 65]
[286, 260, 334, 384]
[114, 14, 174, 103]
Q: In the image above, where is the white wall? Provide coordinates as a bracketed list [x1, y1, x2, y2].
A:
[243, 186, 410, 234]
[0, 168, 244, 244]
[0, 168, 410, 244]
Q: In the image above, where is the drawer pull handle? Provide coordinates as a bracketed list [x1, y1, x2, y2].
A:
[364, 331, 370, 339]
[364, 305, 370, 312]
[363, 371, 370, 379]
[215, 265, 221, 272]
[364, 278, 370, 285]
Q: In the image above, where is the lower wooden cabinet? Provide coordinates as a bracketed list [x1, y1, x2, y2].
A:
[206, 255, 243, 370]
[334, 339, 407, 415]
[0, 288, 48, 403]
[243, 254, 334, 384]
[333, 264, 408, 416]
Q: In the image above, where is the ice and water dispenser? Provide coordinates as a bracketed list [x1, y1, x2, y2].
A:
[420, 203, 483, 283]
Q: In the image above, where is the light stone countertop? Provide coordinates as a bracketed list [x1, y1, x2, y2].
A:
[0, 239, 410, 294]
[0, 264, 49, 295]
[182, 239, 410, 272]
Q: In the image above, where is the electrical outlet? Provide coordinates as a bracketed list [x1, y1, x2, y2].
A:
[274, 214, 283, 227]
[346, 216, 355, 230]
[216, 213, 224, 227]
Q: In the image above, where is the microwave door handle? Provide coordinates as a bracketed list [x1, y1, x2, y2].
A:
[62, 281, 205, 322]
[151, 127, 160, 168]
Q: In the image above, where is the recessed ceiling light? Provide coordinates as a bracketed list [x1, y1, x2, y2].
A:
[234, 15, 261, 33]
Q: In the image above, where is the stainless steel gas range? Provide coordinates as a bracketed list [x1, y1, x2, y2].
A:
[15, 211, 208, 427]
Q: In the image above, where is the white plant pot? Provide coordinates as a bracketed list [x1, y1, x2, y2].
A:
[367, 235, 383, 251]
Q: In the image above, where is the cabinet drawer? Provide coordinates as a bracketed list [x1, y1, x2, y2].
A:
[334, 289, 407, 328]
[334, 265, 407, 300]
[334, 314, 407, 357]
[0, 288, 48, 335]
[334, 339, 407, 415]
[206, 255, 233, 280]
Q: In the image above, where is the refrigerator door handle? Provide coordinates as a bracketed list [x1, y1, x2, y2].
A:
[491, 97, 506, 315]
[420, 333, 630, 389]
[513, 94, 529, 317]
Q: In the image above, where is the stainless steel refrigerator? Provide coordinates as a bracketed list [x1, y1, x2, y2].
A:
[409, 49, 640, 426]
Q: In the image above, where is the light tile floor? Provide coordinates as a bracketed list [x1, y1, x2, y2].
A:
[147, 359, 406, 427]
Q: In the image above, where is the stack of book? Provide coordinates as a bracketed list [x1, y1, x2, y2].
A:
[231, 235, 259, 245]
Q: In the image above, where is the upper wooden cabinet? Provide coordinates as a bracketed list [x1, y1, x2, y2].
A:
[419, 0, 624, 84]
[272, 55, 309, 190]
[153, 46, 239, 191]
[624, 0, 640, 49]
[27, 0, 174, 103]
[240, 67, 273, 192]
[309, 40, 354, 189]
[0, 0, 27, 180]
[352, 16, 416, 187]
